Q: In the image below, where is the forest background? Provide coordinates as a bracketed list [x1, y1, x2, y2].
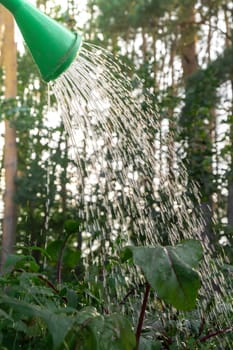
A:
[0, 0, 232, 267]
[0, 0, 232, 349]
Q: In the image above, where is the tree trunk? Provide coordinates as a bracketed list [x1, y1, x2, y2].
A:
[152, 29, 157, 94]
[228, 179, 233, 227]
[141, 27, 147, 62]
[224, 5, 233, 237]
[168, 36, 176, 171]
[179, 5, 198, 81]
[179, 2, 215, 243]
[227, 81, 233, 229]
[0, 6, 17, 271]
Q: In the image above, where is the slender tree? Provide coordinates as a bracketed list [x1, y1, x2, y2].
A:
[178, 1, 216, 242]
[223, 4, 233, 233]
[0, 5, 18, 271]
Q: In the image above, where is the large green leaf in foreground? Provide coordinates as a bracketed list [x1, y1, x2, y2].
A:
[129, 240, 203, 311]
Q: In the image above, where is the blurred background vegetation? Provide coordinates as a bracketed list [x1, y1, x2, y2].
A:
[0, 1, 232, 348]
[0, 0, 232, 265]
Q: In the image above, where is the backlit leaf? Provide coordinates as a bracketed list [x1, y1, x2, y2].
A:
[129, 240, 203, 311]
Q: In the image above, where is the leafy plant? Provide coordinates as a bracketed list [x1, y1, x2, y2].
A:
[125, 240, 203, 311]
[0, 239, 209, 349]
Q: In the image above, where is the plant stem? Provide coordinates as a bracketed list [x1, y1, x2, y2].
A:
[198, 316, 205, 337]
[57, 234, 70, 284]
[14, 269, 67, 303]
[119, 283, 145, 305]
[135, 282, 151, 350]
[37, 274, 67, 303]
[199, 326, 233, 342]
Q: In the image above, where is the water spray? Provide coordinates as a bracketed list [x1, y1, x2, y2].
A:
[1, 1, 232, 346]
[0, 0, 82, 82]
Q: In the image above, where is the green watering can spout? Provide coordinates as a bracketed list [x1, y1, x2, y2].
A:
[0, 0, 82, 81]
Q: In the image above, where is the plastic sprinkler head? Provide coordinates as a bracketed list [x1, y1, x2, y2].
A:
[0, 0, 82, 81]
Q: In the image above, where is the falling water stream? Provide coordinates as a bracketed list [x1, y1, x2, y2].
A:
[50, 43, 232, 347]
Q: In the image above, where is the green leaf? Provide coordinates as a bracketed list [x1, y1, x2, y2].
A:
[66, 288, 79, 308]
[64, 219, 81, 234]
[63, 248, 81, 268]
[74, 325, 98, 349]
[72, 310, 135, 350]
[129, 240, 203, 311]
[75, 306, 100, 325]
[98, 314, 136, 350]
[0, 296, 74, 349]
[3, 254, 39, 273]
[83, 313, 135, 350]
[120, 246, 133, 263]
[0, 309, 13, 322]
[3, 254, 26, 270]
[67, 307, 100, 349]
[46, 240, 63, 262]
[18, 246, 51, 260]
[170, 240, 203, 269]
